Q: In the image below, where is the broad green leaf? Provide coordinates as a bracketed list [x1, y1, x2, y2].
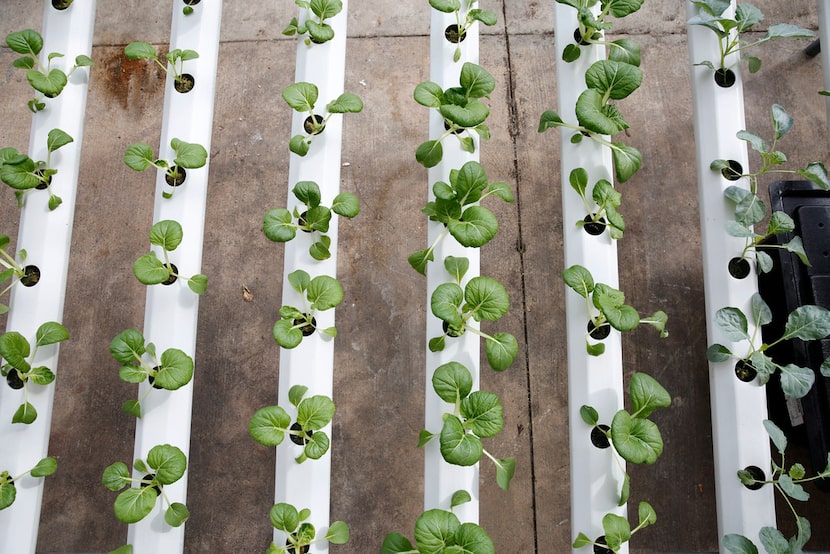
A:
[468, 9, 498, 27]
[12, 56, 35, 69]
[638, 501, 657, 526]
[715, 306, 750, 342]
[303, 430, 330, 459]
[408, 248, 433, 275]
[287, 269, 310, 293]
[759, 526, 792, 554]
[381, 533, 414, 554]
[28, 68, 67, 96]
[282, 82, 318, 112]
[486, 181, 514, 202]
[707, 344, 732, 362]
[122, 400, 142, 418]
[0, 481, 16, 510]
[597, 298, 639, 332]
[563, 265, 594, 298]
[432, 362, 473, 404]
[332, 192, 360, 218]
[30, 457, 57, 478]
[609, 38, 641, 67]
[440, 414, 483, 466]
[74, 55, 94, 67]
[641, 310, 668, 337]
[124, 41, 157, 60]
[311, 0, 343, 19]
[414, 81, 444, 108]
[798, 162, 829, 190]
[153, 348, 193, 390]
[431, 283, 464, 327]
[723, 534, 759, 554]
[0, 157, 39, 189]
[735, 3, 763, 32]
[149, 220, 183, 251]
[783, 237, 810, 267]
[418, 430, 436, 448]
[326, 92, 363, 114]
[109, 329, 145, 363]
[765, 23, 816, 40]
[619, 472, 630, 505]
[6, 30, 42, 55]
[766, 210, 795, 235]
[610, 409, 663, 464]
[569, 168, 589, 198]
[629, 372, 671, 418]
[562, 43, 581, 62]
[289, 135, 310, 157]
[297, 395, 335, 431]
[575, 89, 628, 135]
[736, 130, 767, 154]
[123, 143, 155, 171]
[440, 100, 489, 128]
[494, 457, 515, 491]
[171, 138, 207, 169]
[461, 391, 503, 438]
[572, 533, 593, 548]
[292, 180, 321, 207]
[326, 520, 350, 544]
[429, 0, 460, 13]
[273, 318, 304, 349]
[414, 509, 460, 553]
[604, 0, 644, 18]
[187, 274, 207, 295]
[307, 275, 343, 311]
[147, 444, 186, 485]
[416, 140, 443, 168]
[165, 502, 190, 527]
[288, 384, 308, 407]
[270, 502, 300, 533]
[305, 20, 335, 42]
[35, 321, 69, 347]
[0, 331, 31, 372]
[453, 161, 489, 204]
[782, 305, 830, 341]
[779, 364, 815, 399]
[28, 366, 55, 386]
[444, 256, 469, 283]
[465, 276, 509, 321]
[249, 406, 291, 446]
[459, 63, 495, 99]
[749, 293, 772, 327]
[47, 129, 73, 153]
[538, 110, 565, 132]
[102, 462, 132, 491]
[763, 419, 787, 454]
[450, 490, 472, 509]
[611, 142, 642, 182]
[301, 205, 332, 233]
[485, 333, 518, 371]
[580, 405, 599, 426]
[429, 335, 446, 352]
[119, 364, 147, 383]
[770, 104, 793, 140]
[602, 512, 631, 552]
[132, 252, 169, 285]
[585, 59, 642, 100]
[113, 486, 158, 524]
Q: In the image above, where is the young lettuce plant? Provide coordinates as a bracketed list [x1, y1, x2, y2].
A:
[568, 168, 624, 238]
[273, 269, 343, 349]
[563, 264, 668, 356]
[724, 419, 830, 554]
[381, 507, 495, 554]
[428, 0, 498, 62]
[124, 42, 199, 92]
[102, 443, 189, 527]
[0, 457, 57, 510]
[538, 59, 643, 182]
[711, 104, 828, 276]
[554, 0, 644, 64]
[414, 62, 495, 168]
[0, 321, 69, 424]
[282, 0, 344, 45]
[0, 234, 40, 314]
[408, 161, 514, 274]
[249, 384, 336, 464]
[1, 128, 74, 210]
[418, 361, 516, 490]
[109, 328, 194, 418]
[263, 180, 360, 261]
[132, 220, 208, 295]
[124, 138, 208, 198]
[266, 502, 349, 554]
[5, 29, 93, 112]
[707, 293, 830, 399]
[689, 1, 815, 82]
[573, 502, 657, 554]
[580, 372, 671, 504]
[282, 82, 363, 156]
[429, 256, 519, 371]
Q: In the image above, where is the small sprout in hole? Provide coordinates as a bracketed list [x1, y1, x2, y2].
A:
[689, 1, 815, 77]
[428, 0, 497, 62]
[266, 503, 349, 554]
[414, 62, 494, 168]
[580, 372, 671, 504]
[273, 269, 343, 349]
[0, 234, 38, 314]
[0, 457, 57, 510]
[182, 0, 200, 15]
[249, 385, 336, 464]
[573, 502, 657, 554]
[282, 82, 363, 156]
[5, 29, 93, 112]
[409, 161, 514, 274]
[419, 361, 516, 490]
[569, 168, 624, 239]
[711, 105, 828, 274]
[0, 321, 69, 424]
[124, 138, 208, 199]
[429, 256, 519, 371]
[102, 444, 189, 527]
[109, 328, 194, 418]
[283, 0, 343, 45]
[381, 508, 495, 554]
[724, 419, 830, 554]
[1, 128, 74, 210]
[563, 264, 668, 356]
[539, 58, 643, 182]
[124, 42, 198, 92]
[132, 220, 208, 295]
[263, 180, 360, 261]
[707, 293, 830, 399]
[555, 0, 644, 64]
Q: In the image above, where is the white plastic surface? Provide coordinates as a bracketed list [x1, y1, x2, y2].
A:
[422, 7, 481, 524]
[819, 0, 830, 145]
[686, 2, 776, 550]
[272, 3, 350, 552]
[127, 2, 222, 552]
[0, 2, 95, 552]
[551, 5, 628, 552]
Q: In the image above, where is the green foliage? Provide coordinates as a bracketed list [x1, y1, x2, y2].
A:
[569, 168, 625, 238]
[273, 270, 343, 349]
[0, 128, 74, 209]
[282, 81, 363, 156]
[554, 0, 644, 64]
[0, 321, 69, 424]
[132, 219, 208, 295]
[102, 444, 189, 526]
[381, 508, 495, 554]
[124, 138, 208, 198]
[124, 41, 198, 85]
[266, 502, 349, 553]
[428, 0, 498, 62]
[249, 385, 336, 463]
[263, 180, 360, 261]
[109, 328, 195, 418]
[283, 0, 344, 45]
[0, 457, 57, 511]
[0, 234, 31, 314]
[573, 502, 657, 553]
[414, 62, 495, 167]
[708, 293, 830, 399]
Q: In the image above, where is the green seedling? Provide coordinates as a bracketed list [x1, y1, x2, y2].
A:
[266, 503, 349, 554]
[0, 234, 38, 314]
[554, 0, 644, 64]
[124, 42, 198, 91]
[0, 457, 57, 510]
[282, 82, 363, 156]
[283, 0, 343, 45]
[428, 0, 497, 62]
[569, 167, 624, 238]
[132, 220, 208, 294]
[1, 128, 74, 210]
[273, 269, 343, 349]
[124, 138, 208, 199]
[381, 508, 495, 554]
[573, 502, 657, 553]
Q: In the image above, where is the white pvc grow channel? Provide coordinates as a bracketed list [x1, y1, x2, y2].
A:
[127, 1, 222, 551]
[272, 2, 350, 550]
[686, 1, 776, 549]
[0, 1, 95, 552]
[422, 7, 481, 524]
[551, 5, 627, 552]
[819, 0, 830, 144]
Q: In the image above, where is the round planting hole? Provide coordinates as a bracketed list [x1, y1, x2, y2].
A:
[304, 115, 325, 135]
[728, 257, 751, 280]
[298, 211, 312, 232]
[587, 320, 610, 340]
[6, 371, 24, 390]
[444, 24, 467, 44]
[140, 474, 162, 494]
[51, 0, 73, 9]
[165, 167, 187, 187]
[293, 316, 317, 337]
[735, 359, 757, 383]
[714, 68, 736, 88]
[148, 369, 165, 390]
[174, 74, 195, 94]
[289, 422, 312, 446]
[590, 424, 611, 449]
[741, 465, 766, 490]
[442, 320, 464, 338]
[21, 265, 41, 287]
[721, 159, 743, 181]
[593, 536, 613, 554]
[573, 28, 592, 46]
[34, 169, 52, 190]
[583, 215, 606, 236]
[162, 263, 178, 286]
[443, 119, 464, 135]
